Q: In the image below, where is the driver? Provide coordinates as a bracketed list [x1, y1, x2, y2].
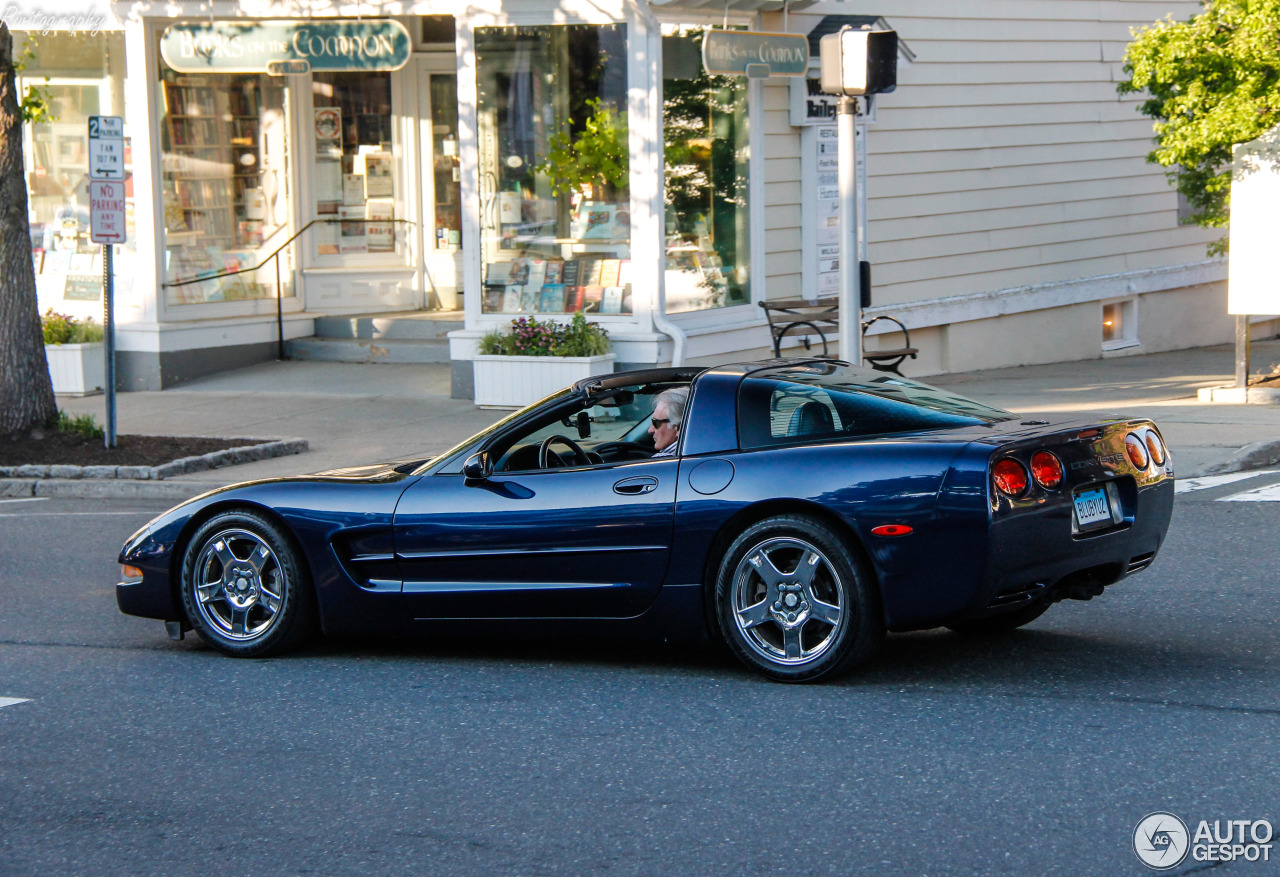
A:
[648, 387, 689, 457]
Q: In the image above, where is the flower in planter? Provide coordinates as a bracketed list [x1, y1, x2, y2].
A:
[479, 312, 610, 358]
[41, 309, 104, 345]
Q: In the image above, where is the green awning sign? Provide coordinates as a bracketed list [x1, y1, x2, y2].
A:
[701, 30, 810, 77]
[160, 20, 412, 73]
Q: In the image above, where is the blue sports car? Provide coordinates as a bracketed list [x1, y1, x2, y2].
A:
[118, 359, 1174, 682]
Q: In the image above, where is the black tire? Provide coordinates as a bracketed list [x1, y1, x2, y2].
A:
[945, 600, 1051, 636]
[712, 515, 882, 683]
[179, 509, 316, 657]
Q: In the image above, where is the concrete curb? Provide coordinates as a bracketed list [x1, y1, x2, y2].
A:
[0, 478, 226, 500]
[1197, 386, 1280, 404]
[1191, 437, 1280, 478]
[0, 438, 307, 482]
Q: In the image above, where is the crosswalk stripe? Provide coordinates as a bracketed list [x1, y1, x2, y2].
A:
[0, 697, 30, 709]
[1176, 470, 1278, 494]
[1218, 482, 1280, 502]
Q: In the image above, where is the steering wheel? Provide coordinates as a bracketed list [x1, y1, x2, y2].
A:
[538, 434, 591, 468]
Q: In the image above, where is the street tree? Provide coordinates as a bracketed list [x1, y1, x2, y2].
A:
[0, 22, 57, 440]
[1118, 0, 1280, 254]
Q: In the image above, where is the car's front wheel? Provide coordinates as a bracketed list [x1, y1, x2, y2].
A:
[713, 515, 882, 683]
[179, 510, 315, 657]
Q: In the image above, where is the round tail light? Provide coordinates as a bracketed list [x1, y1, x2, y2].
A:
[1144, 430, 1166, 466]
[1125, 433, 1150, 470]
[993, 459, 1029, 496]
[1030, 451, 1063, 488]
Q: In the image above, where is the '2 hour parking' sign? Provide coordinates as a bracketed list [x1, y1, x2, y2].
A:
[87, 115, 125, 181]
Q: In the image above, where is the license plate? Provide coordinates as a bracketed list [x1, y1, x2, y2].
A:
[1073, 486, 1112, 529]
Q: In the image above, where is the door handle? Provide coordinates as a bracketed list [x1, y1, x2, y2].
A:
[614, 476, 658, 495]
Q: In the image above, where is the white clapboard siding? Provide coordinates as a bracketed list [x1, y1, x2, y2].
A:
[757, 0, 1215, 323]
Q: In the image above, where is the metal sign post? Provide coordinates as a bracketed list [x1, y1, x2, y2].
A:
[88, 115, 124, 449]
[102, 244, 116, 446]
[836, 96, 862, 365]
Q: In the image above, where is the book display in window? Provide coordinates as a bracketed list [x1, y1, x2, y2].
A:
[482, 256, 632, 315]
[160, 71, 287, 305]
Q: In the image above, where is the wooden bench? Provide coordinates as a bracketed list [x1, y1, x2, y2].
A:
[758, 297, 919, 376]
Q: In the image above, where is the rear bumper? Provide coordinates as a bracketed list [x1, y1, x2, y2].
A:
[964, 476, 1174, 619]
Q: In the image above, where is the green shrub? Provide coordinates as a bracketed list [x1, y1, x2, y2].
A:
[554, 311, 611, 357]
[57, 410, 104, 439]
[41, 310, 103, 345]
[68, 319, 104, 344]
[479, 313, 610, 358]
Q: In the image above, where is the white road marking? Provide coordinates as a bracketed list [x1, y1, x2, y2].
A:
[1218, 482, 1280, 502]
[0, 697, 30, 709]
[0, 511, 156, 518]
[0, 497, 48, 505]
[1175, 470, 1278, 494]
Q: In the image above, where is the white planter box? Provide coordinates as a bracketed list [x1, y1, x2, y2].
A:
[45, 342, 105, 396]
[473, 353, 616, 408]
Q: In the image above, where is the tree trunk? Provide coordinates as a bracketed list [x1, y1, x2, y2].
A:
[0, 23, 57, 440]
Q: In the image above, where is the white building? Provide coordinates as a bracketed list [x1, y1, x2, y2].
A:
[13, 0, 1264, 394]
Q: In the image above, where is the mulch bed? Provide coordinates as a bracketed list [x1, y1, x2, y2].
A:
[0, 433, 260, 467]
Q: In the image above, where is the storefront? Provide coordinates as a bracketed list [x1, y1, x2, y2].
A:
[17, 1, 773, 391]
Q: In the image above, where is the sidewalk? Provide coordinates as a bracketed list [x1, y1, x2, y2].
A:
[27, 338, 1280, 500]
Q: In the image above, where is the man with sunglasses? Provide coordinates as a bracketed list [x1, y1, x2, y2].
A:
[648, 386, 689, 457]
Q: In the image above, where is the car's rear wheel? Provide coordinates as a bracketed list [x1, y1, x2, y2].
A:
[713, 515, 882, 683]
[945, 600, 1051, 635]
[179, 510, 315, 657]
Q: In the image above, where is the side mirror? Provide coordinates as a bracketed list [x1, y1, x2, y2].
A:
[576, 411, 590, 439]
[462, 452, 490, 481]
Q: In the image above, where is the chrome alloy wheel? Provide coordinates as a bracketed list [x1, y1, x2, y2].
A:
[191, 528, 288, 642]
[731, 536, 846, 666]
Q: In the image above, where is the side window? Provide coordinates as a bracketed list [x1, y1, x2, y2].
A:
[766, 388, 842, 440]
[738, 377, 985, 449]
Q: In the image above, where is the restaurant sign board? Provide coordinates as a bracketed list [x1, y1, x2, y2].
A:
[160, 20, 411, 73]
[701, 30, 810, 77]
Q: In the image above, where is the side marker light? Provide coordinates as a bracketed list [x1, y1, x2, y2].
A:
[871, 524, 914, 537]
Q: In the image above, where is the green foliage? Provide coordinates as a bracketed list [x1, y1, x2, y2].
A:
[41, 310, 104, 345]
[1118, 0, 1280, 254]
[536, 98, 629, 197]
[556, 311, 611, 357]
[15, 37, 54, 125]
[478, 313, 610, 357]
[57, 410, 104, 439]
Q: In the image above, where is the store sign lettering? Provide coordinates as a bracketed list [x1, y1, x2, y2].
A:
[701, 30, 809, 77]
[160, 20, 411, 73]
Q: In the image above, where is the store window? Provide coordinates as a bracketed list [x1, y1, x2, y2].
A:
[158, 63, 291, 306]
[662, 27, 751, 314]
[18, 31, 128, 311]
[311, 72, 401, 260]
[475, 24, 631, 316]
[428, 73, 461, 250]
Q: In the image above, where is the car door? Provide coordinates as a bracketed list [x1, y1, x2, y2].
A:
[393, 456, 678, 619]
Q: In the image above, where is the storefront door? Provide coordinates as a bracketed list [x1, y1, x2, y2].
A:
[416, 56, 463, 310]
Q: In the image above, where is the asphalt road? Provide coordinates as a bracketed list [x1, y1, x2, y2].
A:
[0, 481, 1276, 876]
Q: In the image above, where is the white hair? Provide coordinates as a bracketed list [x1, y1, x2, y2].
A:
[656, 386, 690, 427]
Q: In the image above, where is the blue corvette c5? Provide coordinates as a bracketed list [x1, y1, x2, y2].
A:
[117, 359, 1174, 682]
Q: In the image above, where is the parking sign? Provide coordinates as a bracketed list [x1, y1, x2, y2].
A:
[87, 115, 125, 181]
[89, 180, 127, 244]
